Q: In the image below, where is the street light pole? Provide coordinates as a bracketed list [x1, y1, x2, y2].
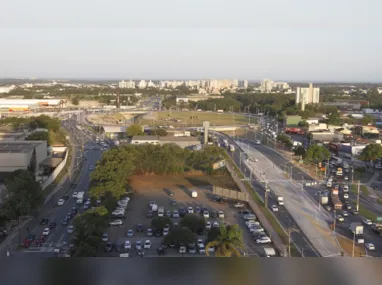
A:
[356, 180, 360, 212]
[352, 231, 356, 258]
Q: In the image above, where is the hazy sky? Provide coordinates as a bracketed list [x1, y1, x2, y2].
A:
[1, 0, 382, 81]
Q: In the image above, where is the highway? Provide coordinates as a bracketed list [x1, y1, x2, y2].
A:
[0, 117, 104, 258]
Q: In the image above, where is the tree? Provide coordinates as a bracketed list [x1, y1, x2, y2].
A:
[25, 131, 50, 145]
[294, 145, 306, 157]
[164, 227, 196, 246]
[0, 170, 44, 220]
[151, 217, 173, 230]
[359, 144, 382, 162]
[361, 114, 374, 126]
[126, 124, 144, 137]
[180, 214, 206, 233]
[304, 145, 330, 162]
[298, 120, 309, 128]
[207, 227, 220, 242]
[327, 110, 341, 126]
[206, 224, 244, 257]
[149, 128, 168, 137]
[276, 134, 293, 149]
[71, 96, 80, 106]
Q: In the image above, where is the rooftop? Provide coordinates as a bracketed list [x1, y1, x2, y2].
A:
[160, 136, 200, 142]
[102, 125, 128, 133]
[131, 136, 159, 141]
[0, 141, 46, 153]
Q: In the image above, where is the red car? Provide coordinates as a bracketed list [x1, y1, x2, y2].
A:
[22, 234, 36, 248]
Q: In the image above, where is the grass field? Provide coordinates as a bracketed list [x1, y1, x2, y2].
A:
[140, 111, 248, 127]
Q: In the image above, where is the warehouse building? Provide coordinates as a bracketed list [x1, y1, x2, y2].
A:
[102, 125, 128, 139]
[0, 141, 48, 174]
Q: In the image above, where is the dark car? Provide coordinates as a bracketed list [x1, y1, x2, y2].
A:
[61, 219, 69, 226]
[136, 224, 144, 232]
[40, 218, 49, 225]
[170, 200, 177, 206]
[179, 208, 186, 217]
[154, 229, 163, 237]
[210, 211, 217, 218]
[115, 242, 124, 252]
[62, 195, 70, 201]
[71, 207, 78, 215]
[66, 213, 73, 220]
[105, 242, 114, 252]
[157, 246, 165, 255]
[147, 211, 153, 218]
[71, 183, 77, 189]
[195, 207, 201, 214]
[351, 209, 359, 215]
[197, 228, 205, 236]
[49, 222, 57, 229]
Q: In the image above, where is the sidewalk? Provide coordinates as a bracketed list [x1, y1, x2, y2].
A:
[225, 160, 287, 256]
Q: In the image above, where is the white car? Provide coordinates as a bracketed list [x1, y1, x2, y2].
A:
[254, 140, 261, 145]
[67, 226, 74, 234]
[124, 240, 131, 249]
[173, 210, 179, 218]
[233, 202, 244, 208]
[163, 228, 169, 236]
[179, 246, 187, 254]
[344, 176, 348, 181]
[205, 222, 212, 230]
[197, 239, 205, 253]
[271, 205, 279, 212]
[117, 201, 128, 207]
[207, 245, 215, 254]
[365, 243, 375, 251]
[57, 199, 65, 206]
[144, 240, 151, 249]
[203, 211, 210, 219]
[212, 221, 219, 228]
[337, 215, 344, 222]
[109, 219, 123, 226]
[42, 228, 50, 236]
[120, 197, 130, 203]
[112, 210, 125, 216]
[188, 207, 194, 214]
[344, 193, 349, 199]
[135, 240, 142, 251]
[218, 211, 224, 219]
[256, 236, 271, 244]
[72, 192, 78, 198]
[102, 233, 108, 242]
[363, 219, 372, 226]
[343, 185, 349, 193]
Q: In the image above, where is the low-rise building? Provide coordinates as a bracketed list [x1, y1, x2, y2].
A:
[160, 136, 200, 148]
[102, 126, 128, 139]
[131, 136, 160, 145]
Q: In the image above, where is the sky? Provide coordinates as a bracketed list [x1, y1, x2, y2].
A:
[1, 0, 382, 82]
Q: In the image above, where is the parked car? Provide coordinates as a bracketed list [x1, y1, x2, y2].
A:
[57, 199, 65, 206]
[136, 240, 142, 251]
[256, 236, 271, 244]
[136, 224, 144, 232]
[127, 229, 134, 237]
[188, 207, 194, 214]
[147, 228, 153, 237]
[337, 215, 344, 222]
[218, 211, 224, 219]
[109, 219, 123, 226]
[67, 226, 74, 234]
[234, 202, 244, 208]
[105, 242, 114, 252]
[147, 211, 153, 218]
[206, 222, 212, 230]
[102, 233, 108, 242]
[157, 246, 166, 255]
[124, 240, 132, 250]
[42, 228, 50, 236]
[195, 207, 201, 214]
[179, 246, 187, 254]
[49, 222, 57, 229]
[365, 243, 375, 251]
[173, 210, 179, 218]
[144, 240, 151, 249]
[203, 211, 210, 219]
[210, 211, 217, 218]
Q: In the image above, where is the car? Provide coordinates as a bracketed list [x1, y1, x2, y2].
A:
[195, 206, 201, 214]
[344, 193, 349, 199]
[234, 202, 244, 208]
[206, 222, 212, 230]
[163, 224, 170, 231]
[147, 211, 153, 218]
[166, 210, 171, 217]
[173, 210, 179, 218]
[351, 209, 359, 215]
[127, 229, 134, 237]
[147, 228, 153, 237]
[210, 211, 217, 218]
[62, 195, 70, 201]
[71, 207, 78, 215]
[61, 219, 68, 226]
[66, 213, 73, 220]
[342, 210, 349, 217]
[144, 240, 151, 249]
[89, 166, 94, 170]
[324, 205, 332, 212]
[117, 201, 128, 207]
[336, 215, 344, 222]
[67, 226, 74, 234]
[109, 219, 123, 226]
[170, 200, 177, 206]
[188, 244, 197, 254]
[179, 208, 186, 217]
[179, 246, 187, 254]
[203, 211, 210, 219]
[40, 218, 49, 225]
[213, 221, 219, 228]
[343, 185, 349, 192]
[83, 204, 90, 210]
[42, 228, 50, 236]
[149, 201, 156, 208]
[157, 246, 166, 255]
[96, 199, 102, 206]
[345, 204, 352, 210]
[344, 176, 349, 181]
[163, 228, 169, 236]
[136, 224, 144, 232]
[188, 207, 194, 214]
[136, 240, 143, 251]
[255, 140, 261, 145]
[105, 242, 114, 252]
[207, 245, 215, 254]
[168, 190, 174, 196]
[115, 241, 124, 252]
[124, 240, 131, 249]
[102, 233, 108, 242]
[363, 219, 372, 226]
[365, 243, 375, 251]
[57, 199, 65, 206]
[218, 211, 224, 219]
[256, 236, 271, 244]
[49, 222, 57, 229]
[154, 229, 163, 237]
[271, 205, 279, 212]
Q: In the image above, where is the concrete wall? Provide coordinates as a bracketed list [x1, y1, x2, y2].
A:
[41, 150, 68, 190]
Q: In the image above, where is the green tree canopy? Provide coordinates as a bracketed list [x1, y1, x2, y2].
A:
[0, 169, 44, 220]
[359, 144, 382, 162]
[164, 226, 196, 246]
[126, 124, 144, 137]
[71, 96, 80, 106]
[294, 145, 306, 157]
[25, 131, 50, 145]
[298, 120, 309, 128]
[180, 214, 206, 233]
[206, 224, 244, 257]
[276, 134, 293, 149]
[151, 217, 173, 230]
[304, 145, 330, 162]
[149, 128, 168, 137]
[361, 114, 374, 126]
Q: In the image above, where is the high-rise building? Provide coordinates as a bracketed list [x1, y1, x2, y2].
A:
[118, 80, 135, 88]
[260, 79, 274, 92]
[296, 83, 320, 110]
[243, 80, 248, 88]
[137, 80, 147, 89]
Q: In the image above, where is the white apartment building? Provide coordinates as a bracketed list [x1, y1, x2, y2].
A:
[0, 85, 16, 94]
[119, 80, 136, 89]
[137, 80, 147, 89]
[260, 79, 274, 92]
[296, 84, 320, 108]
[147, 80, 156, 88]
[243, 80, 248, 88]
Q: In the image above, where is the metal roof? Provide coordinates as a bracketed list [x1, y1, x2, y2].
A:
[102, 125, 128, 133]
[0, 141, 45, 153]
[131, 136, 159, 141]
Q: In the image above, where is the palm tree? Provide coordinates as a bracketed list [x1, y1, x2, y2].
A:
[206, 224, 245, 257]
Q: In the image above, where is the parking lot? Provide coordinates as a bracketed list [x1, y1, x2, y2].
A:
[99, 175, 274, 257]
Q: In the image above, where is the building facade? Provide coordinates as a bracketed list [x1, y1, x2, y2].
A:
[296, 84, 320, 107]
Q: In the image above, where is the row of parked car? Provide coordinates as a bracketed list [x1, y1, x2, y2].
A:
[241, 210, 272, 244]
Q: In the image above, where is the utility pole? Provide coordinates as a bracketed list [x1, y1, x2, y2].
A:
[288, 228, 291, 257]
[352, 231, 356, 257]
[356, 180, 360, 211]
[333, 211, 337, 233]
[265, 181, 269, 208]
[318, 191, 321, 212]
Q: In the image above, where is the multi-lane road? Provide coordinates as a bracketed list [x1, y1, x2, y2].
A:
[0, 117, 104, 259]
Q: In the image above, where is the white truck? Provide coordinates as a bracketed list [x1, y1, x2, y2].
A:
[158, 206, 165, 217]
[349, 222, 364, 236]
[320, 195, 329, 205]
[229, 144, 235, 152]
[277, 196, 284, 206]
[151, 204, 158, 212]
[191, 191, 198, 198]
[76, 192, 85, 204]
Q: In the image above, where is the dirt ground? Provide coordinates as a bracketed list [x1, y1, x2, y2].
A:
[337, 235, 366, 257]
[129, 174, 239, 192]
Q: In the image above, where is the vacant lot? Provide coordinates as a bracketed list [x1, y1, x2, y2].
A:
[87, 113, 133, 125]
[141, 111, 248, 127]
